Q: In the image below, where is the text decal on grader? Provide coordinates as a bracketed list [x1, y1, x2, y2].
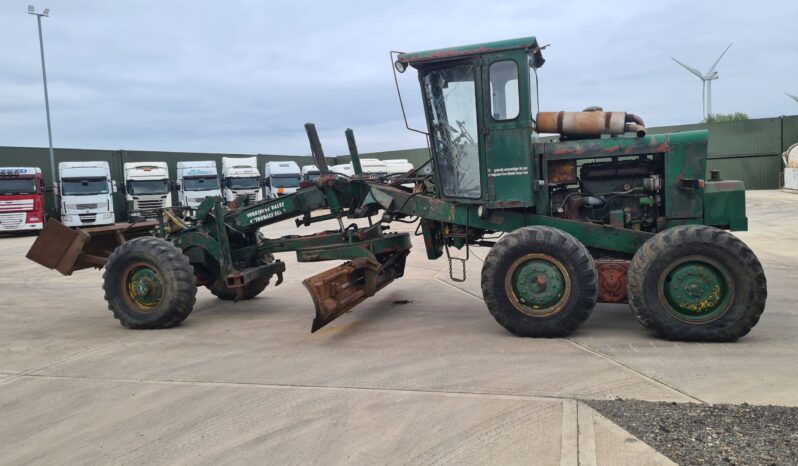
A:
[27, 36, 765, 341]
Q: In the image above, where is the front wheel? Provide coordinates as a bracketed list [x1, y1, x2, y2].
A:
[627, 226, 767, 341]
[103, 237, 197, 329]
[481, 226, 598, 337]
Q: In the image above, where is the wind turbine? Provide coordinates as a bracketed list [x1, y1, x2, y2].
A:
[786, 92, 798, 104]
[672, 43, 733, 120]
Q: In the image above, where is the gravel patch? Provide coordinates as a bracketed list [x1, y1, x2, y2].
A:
[588, 400, 798, 466]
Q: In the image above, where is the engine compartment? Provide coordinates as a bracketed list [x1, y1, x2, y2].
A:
[549, 156, 664, 232]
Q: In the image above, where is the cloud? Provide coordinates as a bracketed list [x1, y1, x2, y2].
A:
[1, 0, 796, 155]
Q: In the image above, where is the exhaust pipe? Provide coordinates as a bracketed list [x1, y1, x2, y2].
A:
[536, 111, 646, 138]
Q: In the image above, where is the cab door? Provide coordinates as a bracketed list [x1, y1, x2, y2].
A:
[480, 53, 535, 208]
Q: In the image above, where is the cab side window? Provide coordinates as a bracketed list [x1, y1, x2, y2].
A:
[489, 61, 520, 121]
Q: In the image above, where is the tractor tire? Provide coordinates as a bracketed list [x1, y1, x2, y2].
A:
[103, 236, 197, 329]
[207, 277, 269, 301]
[627, 225, 766, 341]
[206, 240, 274, 300]
[481, 226, 598, 337]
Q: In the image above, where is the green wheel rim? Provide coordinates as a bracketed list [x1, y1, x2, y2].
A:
[658, 256, 734, 323]
[505, 253, 570, 316]
[125, 264, 164, 310]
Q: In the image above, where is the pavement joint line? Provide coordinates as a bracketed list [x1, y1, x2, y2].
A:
[560, 399, 578, 466]
[7, 372, 618, 404]
[433, 276, 484, 302]
[10, 336, 134, 382]
[567, 338, 705, 404]
[577, 402, 598, 466]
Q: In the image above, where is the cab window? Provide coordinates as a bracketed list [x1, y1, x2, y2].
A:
[489, 61, 519, 121]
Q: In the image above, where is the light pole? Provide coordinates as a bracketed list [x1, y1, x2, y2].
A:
[27, 5, 57, 215]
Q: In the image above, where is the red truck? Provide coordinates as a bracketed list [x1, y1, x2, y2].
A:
[0, 167, 46, 233]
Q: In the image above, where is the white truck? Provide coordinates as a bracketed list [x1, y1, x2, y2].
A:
[58, 161, 116, 227]
[301, 164, 321, 182]
[263, 161, 301, 199]
[385, 159, 415, 188]
[176, 161, 221, 209]
[359, 158, 389, 179]
[385, 158, 414, 176]
[123, 162, 172, 219]
[222, 157, 262, 205]
[330, 159, 388, 179]
[330, 163, 354, 177]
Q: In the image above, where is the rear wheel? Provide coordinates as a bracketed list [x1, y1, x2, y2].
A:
[627, 225, 766, 341]
[207, 233, 274, 301]
[208, 276, 269, 301]
[481, 226, 598, 337]
[103, 237, 197, 329]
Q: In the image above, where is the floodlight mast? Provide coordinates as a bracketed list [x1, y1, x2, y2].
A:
[786, 92, 798, 104]
[671, 43, 733, 120]
[27, 5, 58, 215]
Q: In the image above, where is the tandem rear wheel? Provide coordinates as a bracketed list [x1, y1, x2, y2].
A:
[627, 225, 767, 341]
[103, 237, 197, 329]
[481, 226, 598, 337]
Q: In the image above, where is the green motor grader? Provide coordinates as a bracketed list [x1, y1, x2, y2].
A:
[27, 36, 766, 341]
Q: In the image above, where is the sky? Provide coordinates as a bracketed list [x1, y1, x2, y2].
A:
[1, 0, 797, 156]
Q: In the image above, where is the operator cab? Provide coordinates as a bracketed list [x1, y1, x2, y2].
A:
[395, 37, 545, 208]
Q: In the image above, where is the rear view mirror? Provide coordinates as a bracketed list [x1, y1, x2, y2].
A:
[112, 180, 118, 193]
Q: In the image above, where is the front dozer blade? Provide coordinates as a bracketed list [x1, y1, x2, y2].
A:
[303, 253, 408, 332]
[26, 219, 158, 275]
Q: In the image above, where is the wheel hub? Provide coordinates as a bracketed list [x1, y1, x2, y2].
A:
[660, 257, 733, 322]
[507, 255, 569, 316]
[126, 266, 163, 309]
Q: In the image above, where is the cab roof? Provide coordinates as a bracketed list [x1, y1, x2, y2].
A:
[397, 36, 545, 69]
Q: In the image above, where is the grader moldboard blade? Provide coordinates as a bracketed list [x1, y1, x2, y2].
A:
[26, 219, 158, 275]
[303, 252, 409, 332]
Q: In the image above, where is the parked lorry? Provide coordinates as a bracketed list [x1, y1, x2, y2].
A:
[222, 157, 262, 205]
[176, 161, 221, 209]
[263, 161, 301, 199]
[359, 158, 388, 179]
[0, 167, 46, 232]
[385, 159, 414, 175]
[301, 165, 321, 182]
[28, 36, 766, 343]
[58, 161, 116, 227]
[123, 162, 171, 219]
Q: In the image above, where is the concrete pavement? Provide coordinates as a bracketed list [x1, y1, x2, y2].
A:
[0, 190, 795, 464]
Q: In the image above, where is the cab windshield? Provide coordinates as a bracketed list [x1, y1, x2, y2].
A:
[127, 179, 169, 195]
[423, 63, 481, 198]
[272, 175, 301, 188]
[62, 177, 109, 196]
[304, 172, 320, 181]
[183, 176, 220, 191]
[0, 178, 37, 195]
[226, 177, 260, 190]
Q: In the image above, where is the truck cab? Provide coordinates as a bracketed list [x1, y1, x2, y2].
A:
[301, 165, 321, 182]
[331, 163, 354, 177]
[385, 159, 414, 176]
[0, 167, 45, 232]
[263, 161, 301, 199]
[58, 162, 116, 227]
[123, 162, 172, 219]
[358, 158, 389, 179]
[222, 157, 262, 205]
[176, 161, 221, 209]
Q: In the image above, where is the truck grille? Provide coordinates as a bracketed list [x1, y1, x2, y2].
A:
[0, 212, 25, 229]
[76, 203, 100, 210]
[247, 194, 258, 204]
[135, 199, 165, 210]
[0, 200, 33, 212]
